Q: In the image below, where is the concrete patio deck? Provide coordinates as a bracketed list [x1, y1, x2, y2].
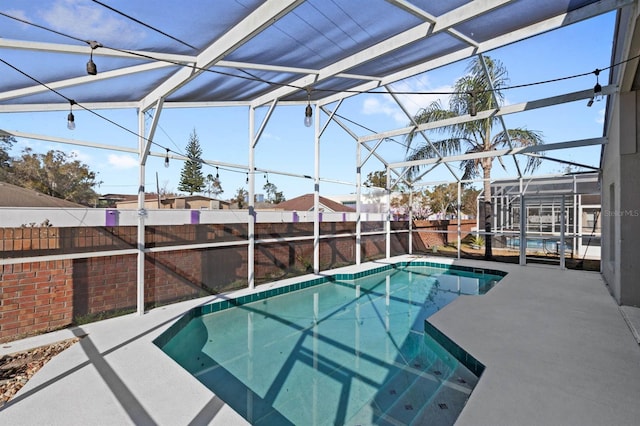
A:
[1, 256, 639, 425]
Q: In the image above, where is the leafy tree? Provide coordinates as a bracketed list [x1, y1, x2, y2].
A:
[263, 181, 277, 202]
[8, 148, 101, 206]
[426, 184, 458, 218]
[405, 56, 544, 258]
[0, 134, 16, 181]
[232, 187, 248, 209]
[364, 170, 386, 188]
[205, 173, 223, 198]
[178, 129, 205, 195]
[461, 186, 481, 217]
[263, 180, 286, 204]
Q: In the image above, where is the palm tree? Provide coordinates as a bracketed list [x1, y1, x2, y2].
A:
[405, 56, 543, 259]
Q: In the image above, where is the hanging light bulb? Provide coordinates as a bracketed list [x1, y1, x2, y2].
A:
[67, 100, 76, 130]
[304, 87, 313, 127]
[86, 41, 102, 75]
[164, 148, 170, 168]
[593, 69, 602, 101]
[216, 166, 219, 179]
[246, 173, 249, 184]
[86, 51, 97, 75]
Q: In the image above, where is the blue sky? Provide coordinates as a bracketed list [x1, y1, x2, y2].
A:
[1, 6, 615, 201]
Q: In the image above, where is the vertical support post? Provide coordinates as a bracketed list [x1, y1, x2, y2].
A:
[457, 181, 462, 259]
[574, 175, 579, 256]
[356, 142, 362, 265]
[136, 111, 146, 316]
[385, 167, 391, 259]
[577, 194, 583, 256]
[246, 311, 254, 422]
[248, 108, 255, 289]
[408, 188, 413, 255]
[519, 179, 526, 266]
[560, 195, 566, 270]
[313, 106, 320, 274]
[476, 190, 482, 240]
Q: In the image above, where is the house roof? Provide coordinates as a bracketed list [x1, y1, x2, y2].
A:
[275, 194, 355, 212]
[0, 182, 85, 208]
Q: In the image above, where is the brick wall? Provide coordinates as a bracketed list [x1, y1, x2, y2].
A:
[0, 221, 407, 342]
[412, 219, 476, 250]
[0, 261, 73, 342]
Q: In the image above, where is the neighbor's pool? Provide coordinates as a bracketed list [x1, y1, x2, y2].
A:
[155, 262, 505, 425]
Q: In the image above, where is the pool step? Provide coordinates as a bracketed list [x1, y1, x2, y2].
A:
[376, 359, 452, 425]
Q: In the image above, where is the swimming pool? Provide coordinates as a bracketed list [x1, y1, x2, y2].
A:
[155, 262, 505, 425]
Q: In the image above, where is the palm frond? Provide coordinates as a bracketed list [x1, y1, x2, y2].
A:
[492, 127, 544, 174]
[459, 144, 487, 180]
[406, 138, 462, 179]
[405, 100, 459, 151]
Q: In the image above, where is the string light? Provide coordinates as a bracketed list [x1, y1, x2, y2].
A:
[67, 100, 76, 130]
[593, 69, 602, 101]
[86, 41, 102, 75]
[304, 87, 313, 127]
[164, 148, 170, 168]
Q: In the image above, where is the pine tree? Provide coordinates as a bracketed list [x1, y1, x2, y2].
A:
[178, 129, 205, 195]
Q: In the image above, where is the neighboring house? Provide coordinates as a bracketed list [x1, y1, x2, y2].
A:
[0, 182, 85, 208]
[274, 194, 356, 213]
[99, 193, 137, 207]
[115, 194, 230, 210]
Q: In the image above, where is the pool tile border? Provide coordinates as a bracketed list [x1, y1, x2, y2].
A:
[154, 260, 506, 362]
[424, 320, 486, 377]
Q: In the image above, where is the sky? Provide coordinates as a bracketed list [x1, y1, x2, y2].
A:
[0, 3, 616, 202]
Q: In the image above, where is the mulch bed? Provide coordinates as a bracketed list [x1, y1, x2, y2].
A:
[0, 338, 80, 407]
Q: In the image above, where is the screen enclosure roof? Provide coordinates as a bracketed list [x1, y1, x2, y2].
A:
[0, 0, 636, 188]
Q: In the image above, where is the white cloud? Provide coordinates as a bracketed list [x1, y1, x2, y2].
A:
[596, 107, 606, 124]
[361, 75, 454, 125]
[107, 153, 138, 169]
[41, 0, 145, 45]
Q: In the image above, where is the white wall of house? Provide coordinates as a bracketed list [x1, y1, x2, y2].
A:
[601, 4, 640, 307]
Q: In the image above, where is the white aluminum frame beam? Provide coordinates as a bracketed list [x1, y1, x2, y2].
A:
[140, 0, 304, 112]
[390, 137, 607, 169]
[0, 38, 196, 63]
[359, 85, 617, 143]
[0, 62, 173, 103]
[253, 0, 511, 108]
[385, 85, 461, 182]
[319, 0, 630, 107]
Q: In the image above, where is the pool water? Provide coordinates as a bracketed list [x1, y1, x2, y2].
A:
[157, 264, 503, 425]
